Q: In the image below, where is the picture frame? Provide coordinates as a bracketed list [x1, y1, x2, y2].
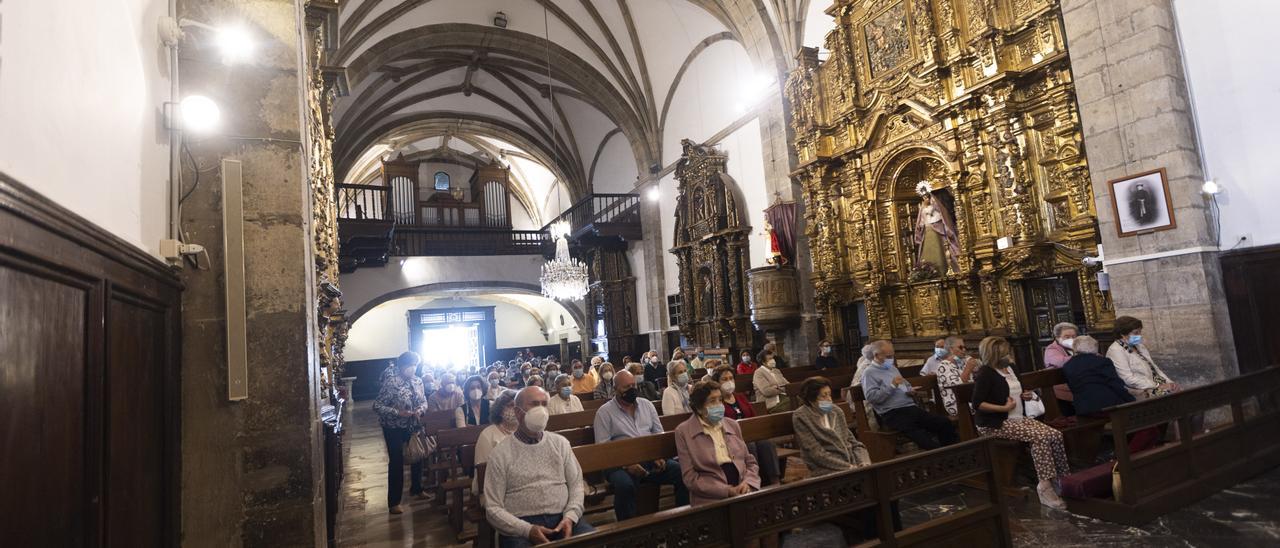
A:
[1107, 168, 1177, 238]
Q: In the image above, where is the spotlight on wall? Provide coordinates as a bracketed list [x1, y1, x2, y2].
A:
[215, 25, 254, 63]
[493, 11, 509, 28]
[180, 95, 222, 133]
[995, 236, 1013, 250]
[647, 186, 660, 202]
[1201, 180, 1221, 196]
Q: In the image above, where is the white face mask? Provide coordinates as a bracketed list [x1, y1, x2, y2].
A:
[603, 371, 614, 381]
[1060, 338, 1075, 350]
[523, 406, 549, 433]
[469, 388, 483, 400]
[766, 360, 777, 368]
[720, 381, 736, 394]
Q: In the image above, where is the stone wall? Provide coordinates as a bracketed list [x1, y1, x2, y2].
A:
[1061, 0, 1237, 384]
[177, 0, 326, 546]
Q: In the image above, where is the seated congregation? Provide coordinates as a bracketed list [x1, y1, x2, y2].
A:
[372, 319, 1280, 546]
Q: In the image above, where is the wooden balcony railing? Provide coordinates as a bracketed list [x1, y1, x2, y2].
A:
[336, 183, 390, 222]
[392, 228, 550, 257]
[542, 193, 641, 237]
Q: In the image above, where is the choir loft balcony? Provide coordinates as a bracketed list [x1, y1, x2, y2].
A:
[336, 156, 641, 272]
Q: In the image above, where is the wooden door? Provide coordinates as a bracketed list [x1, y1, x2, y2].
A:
[1022, 275, 1086, 369]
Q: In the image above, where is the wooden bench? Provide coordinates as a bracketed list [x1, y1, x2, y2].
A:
[546, 437, 1012, 547]
[1064, 366, 1280, 525]
[845, 375, 949, 462]
[474, 403, 857, 546]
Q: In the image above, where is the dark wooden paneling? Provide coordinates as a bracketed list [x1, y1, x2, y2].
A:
[1222, 244, 1280, 373]
[0, 172, 182, 547]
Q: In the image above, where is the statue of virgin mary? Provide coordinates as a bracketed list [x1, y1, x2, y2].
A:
[913, 181, 961, 274]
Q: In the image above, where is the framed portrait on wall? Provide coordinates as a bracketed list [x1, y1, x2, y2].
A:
[1108, 169, 1177, 237]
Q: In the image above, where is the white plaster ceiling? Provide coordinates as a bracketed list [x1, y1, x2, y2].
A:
[331, 0, 827, 221]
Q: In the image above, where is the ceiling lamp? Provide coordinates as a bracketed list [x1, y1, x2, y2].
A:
[541, 221, 589, 301]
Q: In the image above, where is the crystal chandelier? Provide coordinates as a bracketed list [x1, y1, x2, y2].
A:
[541, 220, 589, 301]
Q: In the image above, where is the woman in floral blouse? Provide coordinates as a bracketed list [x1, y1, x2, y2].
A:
[373, 352, 430, 514]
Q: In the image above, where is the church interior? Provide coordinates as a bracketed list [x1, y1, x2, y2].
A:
[3, 0, 1280, 546]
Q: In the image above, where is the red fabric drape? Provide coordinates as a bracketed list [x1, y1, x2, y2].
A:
[765, 202, 797, 265]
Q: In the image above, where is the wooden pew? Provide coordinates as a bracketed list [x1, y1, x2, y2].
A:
[845, 375, 948, 462]
[1064, 366, 1280, 525]
[473, 403, 856, 546]
[546, 437, 1012, 548]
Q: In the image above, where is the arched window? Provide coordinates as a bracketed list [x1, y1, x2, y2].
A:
[433, 171, 450, 191]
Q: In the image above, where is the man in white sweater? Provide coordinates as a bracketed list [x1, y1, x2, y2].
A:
[484, 386, 593, 547]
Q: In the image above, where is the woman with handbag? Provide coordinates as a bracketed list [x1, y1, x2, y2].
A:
[971, 337, 1070, 510]
[1106, 316, 1181, 400]
[373, 351, 431, 514]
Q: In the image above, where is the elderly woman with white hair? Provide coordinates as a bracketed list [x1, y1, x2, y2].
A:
[1043, 321, 1080, 415]
[1063, 335, 1162, 454]
[662, 359, 693, 415]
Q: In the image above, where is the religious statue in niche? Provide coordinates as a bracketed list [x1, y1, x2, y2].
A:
[913, 181, 961, 277]
[762, 219, 789, 266]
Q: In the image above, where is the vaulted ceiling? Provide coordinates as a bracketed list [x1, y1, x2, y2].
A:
[332, 0, 829, 221]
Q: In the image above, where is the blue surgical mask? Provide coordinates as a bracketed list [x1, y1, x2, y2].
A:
[817, 400, 835, 414]
[705, 404, 725, 424]
[676, 372, 690, 385]
[934, 348, 948, 359]
[1128, 334, 1143, 346]
[573, 369, 584, 378]
[698, 352, 706, 359]
[560, 386, 572, 398]
[881, 358, 895, 369]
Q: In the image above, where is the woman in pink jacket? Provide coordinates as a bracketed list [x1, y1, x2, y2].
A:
[674, 380, 761, 505]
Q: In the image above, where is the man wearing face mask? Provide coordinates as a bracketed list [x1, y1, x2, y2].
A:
[642, 351, 664, 388]
[920, 338, 948, 376]
[626, 362, 660, 401]
[549, 374, 585, 415]
[862, 340, 958, 450]
[593, 370, 689, 520]
[814, 340, 838, 370]
[689, 347, 706, 371]
[485, 386, 593, 546]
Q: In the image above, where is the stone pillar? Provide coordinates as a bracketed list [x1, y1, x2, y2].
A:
[637, 179, 669, 358]
[177, 1, 326, 545]
[1061, 0, 1237, 384]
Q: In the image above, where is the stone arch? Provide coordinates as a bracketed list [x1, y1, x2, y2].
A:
[348, 280, 588, 334]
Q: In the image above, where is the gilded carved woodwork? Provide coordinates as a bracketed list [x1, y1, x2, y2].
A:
[671, 140, 753, 350]
[786, 0, 1112, 346]
[306, 1, 347, 395]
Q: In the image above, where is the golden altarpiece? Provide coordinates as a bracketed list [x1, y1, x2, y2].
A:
[785, 0, 1112, 362]
[672, 140, 754, 351]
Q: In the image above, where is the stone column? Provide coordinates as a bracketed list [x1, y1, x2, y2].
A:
[1061, 0, 1237, 384]
[177, 1, 326, 545]
[637, 179, 669, 357]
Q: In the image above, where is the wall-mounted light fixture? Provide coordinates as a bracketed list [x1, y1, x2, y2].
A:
[493, 11, 509, 28]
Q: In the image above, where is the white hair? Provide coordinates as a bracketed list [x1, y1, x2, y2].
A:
[1053, 322, 1080, 339]
[860, 344, 876, 362]
[1074, 335, 1100, 355]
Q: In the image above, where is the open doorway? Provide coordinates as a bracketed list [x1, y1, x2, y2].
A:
[408, 306, 494, 372]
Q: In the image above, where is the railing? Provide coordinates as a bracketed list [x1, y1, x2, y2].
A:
[541, 193, 640, 234]
[392, 227, 549, 256]
[336, 183, 390, 222]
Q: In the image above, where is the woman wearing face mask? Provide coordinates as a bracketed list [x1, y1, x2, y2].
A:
[486, 372, 505, 400]
[792, 377, 898, 539]
[548, 374, 584, 415]
[473, 390, 518, 500]
[674, 380, 761, 505]
[814, 340, 838, 370]
[1043, 322, 1079, 416]
[429, 374, 464, 417]
[593, 362, 618, 400]
[712, 365, 780, 485]
[627, 362, 661, 401]
[972, 336, 1070, 509]
[752, 351, 791, 413]
[662, 361, 693, 415]
[569, 361, 598, 395]
[1106, 316, 1180, 399]
[454, 375, 491, 428]
[736, 352, 757, 375]
[372, 352, 430, 514]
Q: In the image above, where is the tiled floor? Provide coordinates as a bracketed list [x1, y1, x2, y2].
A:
[335, 401, 1280, 547]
